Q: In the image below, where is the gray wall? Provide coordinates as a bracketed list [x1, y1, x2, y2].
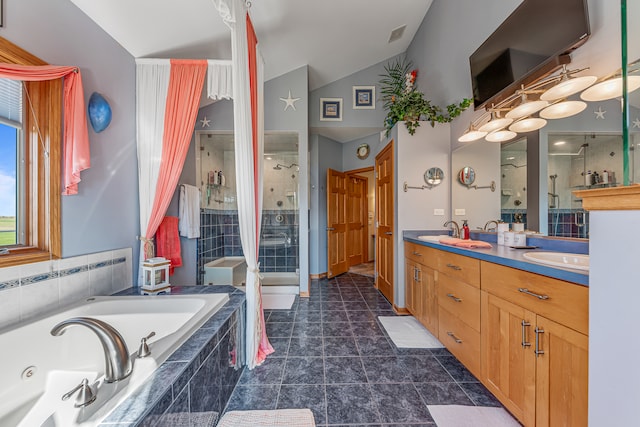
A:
[3, 0, 139, 271]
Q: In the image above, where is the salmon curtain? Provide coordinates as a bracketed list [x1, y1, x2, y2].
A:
[143, 60, 207, 257]
[0, 63, 90, 195]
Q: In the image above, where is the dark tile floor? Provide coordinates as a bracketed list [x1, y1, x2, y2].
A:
[223, 273, 503, 426]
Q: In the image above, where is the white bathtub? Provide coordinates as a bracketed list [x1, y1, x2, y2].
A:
[204, 257, 247, 285]
[0, 293, 229, 427]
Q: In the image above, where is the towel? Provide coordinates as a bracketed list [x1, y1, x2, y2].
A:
[156, 216, 182, 275]
[179, 184, 200, 238]
[439, 237, 492, 249]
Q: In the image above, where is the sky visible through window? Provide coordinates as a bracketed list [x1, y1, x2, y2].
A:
[0, 123, 17, 217]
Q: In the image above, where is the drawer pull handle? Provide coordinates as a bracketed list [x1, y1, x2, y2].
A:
[534, 327, 545, 357]
[446, 293, 462, 303]
[518, 288, 549, 300]
[447, 331, 463, 344]
[521, 320, 531, 348]
[412, 251, 422, 256]
[446, 263, 462, 271]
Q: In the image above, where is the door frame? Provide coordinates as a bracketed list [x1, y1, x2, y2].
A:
[346, 166, 373, 266]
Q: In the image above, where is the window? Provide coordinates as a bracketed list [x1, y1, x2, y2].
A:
[0, 37, 61, 267]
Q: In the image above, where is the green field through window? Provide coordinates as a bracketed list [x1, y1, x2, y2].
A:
[0, 217, 16, 246]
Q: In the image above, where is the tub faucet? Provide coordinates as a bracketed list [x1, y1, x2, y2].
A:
[51, 317, 132, 383]
[443, 220, 460, 238]
[483, 220, 500, 232]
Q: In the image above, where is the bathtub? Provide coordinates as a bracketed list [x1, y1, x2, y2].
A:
[204, 257, 247, 285]
[0, 293, 229, 427]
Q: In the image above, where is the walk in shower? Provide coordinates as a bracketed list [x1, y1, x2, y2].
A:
[196, 131, 300, 287]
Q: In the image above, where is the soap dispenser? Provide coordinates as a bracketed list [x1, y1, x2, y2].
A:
[462, 220, 470, 240]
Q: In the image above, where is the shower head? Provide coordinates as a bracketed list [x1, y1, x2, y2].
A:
[273, 164, 282, 170]
[550, 174, 558, 179]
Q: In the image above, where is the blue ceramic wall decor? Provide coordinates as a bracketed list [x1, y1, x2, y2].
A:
[88, 92, 112, 133]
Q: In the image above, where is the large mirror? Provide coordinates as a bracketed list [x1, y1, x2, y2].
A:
[627, 0, 639, 184]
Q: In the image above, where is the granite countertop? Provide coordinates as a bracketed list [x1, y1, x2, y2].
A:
[403, 230, 589, 286]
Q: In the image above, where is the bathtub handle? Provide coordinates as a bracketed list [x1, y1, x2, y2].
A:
[62, 378, 97, 408]
[137, 331, 156, 358]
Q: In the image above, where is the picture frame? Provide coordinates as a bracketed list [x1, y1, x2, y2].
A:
[320, 98, 343, 121]
[353, 86, 375, 109]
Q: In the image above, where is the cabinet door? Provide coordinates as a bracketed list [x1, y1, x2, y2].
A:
[481, 291, 536, 426]
[405, 259, 417, 315]
[535, 315, 588, 427]
[421, 265, 438, 336]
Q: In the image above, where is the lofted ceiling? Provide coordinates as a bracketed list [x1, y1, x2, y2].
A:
[68, 0, 432, 93]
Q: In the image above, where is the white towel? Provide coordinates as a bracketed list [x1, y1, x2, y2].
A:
[179, 184, 200, 239]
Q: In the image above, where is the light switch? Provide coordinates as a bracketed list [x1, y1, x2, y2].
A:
[433, 208, 445, 216]
[454, 208, 466, 216]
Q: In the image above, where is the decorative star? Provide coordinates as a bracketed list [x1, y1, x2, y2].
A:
[200, 116, 211, 127]
[594, 107, 606, 120]
[279, 90, 301, 111]
[633, 118, 640, 129]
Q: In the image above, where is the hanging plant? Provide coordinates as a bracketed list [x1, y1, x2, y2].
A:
[379, 58, 472, 136]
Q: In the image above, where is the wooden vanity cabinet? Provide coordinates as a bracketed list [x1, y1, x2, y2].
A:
[404, 242, 438, 335]
[481, 261, 588, 427]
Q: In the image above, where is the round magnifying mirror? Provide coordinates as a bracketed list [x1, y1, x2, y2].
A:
[458, 166, 476, 186]
[424, 167, 444, 187]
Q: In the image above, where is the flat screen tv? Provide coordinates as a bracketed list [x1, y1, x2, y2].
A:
[470, 0, 590, 109]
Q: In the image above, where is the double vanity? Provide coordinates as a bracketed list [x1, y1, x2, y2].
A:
[403, 231, 588, 427]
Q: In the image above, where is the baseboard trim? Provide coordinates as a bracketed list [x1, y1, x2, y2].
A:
[309, 272, 327, 280]
[299, 290, 310, 298]
[393, 304, 410, 315]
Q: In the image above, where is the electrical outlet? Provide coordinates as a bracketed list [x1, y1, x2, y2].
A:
[433, 208, 445, 216]
[454, 208, 466, 216]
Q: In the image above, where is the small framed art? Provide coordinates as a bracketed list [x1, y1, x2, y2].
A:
[320, 98, 343, 121]
[353, 86, 375, 109]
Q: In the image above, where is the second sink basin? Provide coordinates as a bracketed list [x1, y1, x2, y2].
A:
[522, 252, 589, 271]
[417, 235, 451, 242]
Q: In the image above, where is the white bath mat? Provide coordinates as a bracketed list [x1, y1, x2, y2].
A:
[427, 405, 520, 427]
[262, 294, 296, 310]
[378, 316, 444, 348]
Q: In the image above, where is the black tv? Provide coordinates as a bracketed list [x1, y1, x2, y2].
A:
[470, 0, 590, 109]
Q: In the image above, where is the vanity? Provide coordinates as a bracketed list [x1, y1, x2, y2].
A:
[403, 231, 588, 427]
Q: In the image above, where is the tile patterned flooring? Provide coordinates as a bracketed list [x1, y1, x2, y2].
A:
[224, 273, 504, 426]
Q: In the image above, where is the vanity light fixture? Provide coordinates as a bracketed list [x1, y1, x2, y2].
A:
[580, 59, 640, 101]
[505, 90, 549, 120]
[477, 110, 513, 133]
[458, 125, 487, 142]
[509, 117, 547, 133]
[485, 129, 517, 143]
[540, 100, 587, 119]
[540, 65, 597, 101]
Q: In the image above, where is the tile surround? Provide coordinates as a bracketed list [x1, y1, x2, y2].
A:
[0, 248, 132, 330]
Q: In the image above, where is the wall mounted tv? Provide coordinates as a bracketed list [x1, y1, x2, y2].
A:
[470, 0, 590, 109]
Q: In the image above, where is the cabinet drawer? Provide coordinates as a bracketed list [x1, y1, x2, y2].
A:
[481, 261, 589, 335]
[439, 306, 481, 378]
[437, 251, 480, 287]
[438, 274, 480, 332]
[404, 242, 438, 268]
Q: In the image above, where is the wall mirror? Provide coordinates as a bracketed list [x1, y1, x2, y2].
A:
[424, 167, 444, 186]
[457, 167, 476, 186]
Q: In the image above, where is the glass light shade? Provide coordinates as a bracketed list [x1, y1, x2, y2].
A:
[540, 75, 597, 101]
[540, 101, 587, 119]
[485, 130, 517, 143]
[509, 117, 547, 133]
[506, 100, 549, 119]
[458, 130, 487, 142]
[580, 75, 640, 101]
[477, 117, 513, 133]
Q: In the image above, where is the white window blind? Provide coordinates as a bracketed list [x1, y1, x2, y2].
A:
[0, 78, 22, 126]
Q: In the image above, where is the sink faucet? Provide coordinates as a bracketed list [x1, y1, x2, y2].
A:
[443, 220, 460, 238]
[483, 220, 500, 231]
[51, 317, 132, 383]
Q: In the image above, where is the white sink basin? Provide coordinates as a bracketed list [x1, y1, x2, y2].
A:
[522, 252, 589, 271]
[417, 235, 451, 242]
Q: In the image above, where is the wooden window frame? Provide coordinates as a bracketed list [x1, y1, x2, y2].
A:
[0, 37, 61, 267]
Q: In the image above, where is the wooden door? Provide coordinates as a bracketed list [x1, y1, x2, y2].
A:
[405, 259, 418, 315]
[481, 291, 536, 426]
[535, 315, 588, 427]
[327, 168, 348, 278]
[375, 141, 394, 303]
[422, 266, 438, 336]
[346, 174, 367, 267]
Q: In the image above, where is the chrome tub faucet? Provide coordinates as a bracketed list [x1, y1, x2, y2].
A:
[51, 317, 132, 383]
